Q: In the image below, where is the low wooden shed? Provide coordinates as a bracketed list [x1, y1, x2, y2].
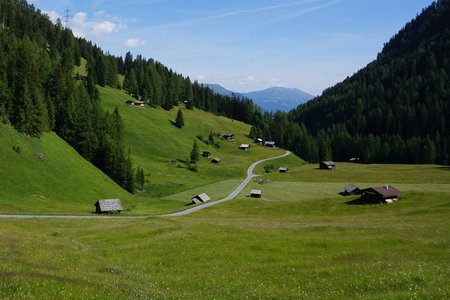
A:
[221, 133, 234, 140]
[239, 144, 250, 150]
[279, 167, 289, 173]
[361, 185, 400, 204]
[202, 151, 212, 158]
[343, 184, 361, 196]
[320, 161, 336, 170]
[211, 157, 221, 164]
[95, 199, 123, 214]
[191, 193, 211, 204]
[264, 141, 276, 148]
[250, 189, 262, 198]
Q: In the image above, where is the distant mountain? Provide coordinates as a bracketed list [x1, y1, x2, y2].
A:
[244, 87, 315, 112]
[204, 84, 314, 112]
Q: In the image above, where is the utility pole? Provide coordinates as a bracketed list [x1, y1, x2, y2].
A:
[63, 8, 72, 27]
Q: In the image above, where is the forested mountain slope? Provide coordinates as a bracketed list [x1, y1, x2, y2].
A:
[289, 0, 449, 164]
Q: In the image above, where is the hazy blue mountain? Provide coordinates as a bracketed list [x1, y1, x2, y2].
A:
[204, 84, 314, 112]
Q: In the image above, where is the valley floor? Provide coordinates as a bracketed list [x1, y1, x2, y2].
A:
[1, 163, 449, 298]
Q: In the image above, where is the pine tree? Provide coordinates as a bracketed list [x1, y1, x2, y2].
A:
[190, 140, 200, 162]
[175, 108, 184, 128]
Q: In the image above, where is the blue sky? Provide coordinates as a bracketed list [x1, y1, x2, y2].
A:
[31, 0, 433, 95]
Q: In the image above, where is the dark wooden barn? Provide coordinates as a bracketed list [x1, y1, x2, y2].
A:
[95, 199, 123, 214]
[191, 193, 211, 204]
[211, 157, 221, 164]
[250, 189, 262, 198]
[343, 184, 361, 196]
[320, 161, 336, 170]
[202, 151, 212, 158]
[279, 167, 289, 173]
[361, 185, 400, 203]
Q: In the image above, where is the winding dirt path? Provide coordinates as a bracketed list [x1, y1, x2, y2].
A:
[0, 151, 291, 219]
[163, 150, 291, 217]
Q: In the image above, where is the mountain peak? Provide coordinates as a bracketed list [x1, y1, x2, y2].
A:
[204, 84, 314, 112]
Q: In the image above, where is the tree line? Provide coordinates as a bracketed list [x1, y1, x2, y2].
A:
[252, 0, 450, 164]
[0, 0, 134, 192]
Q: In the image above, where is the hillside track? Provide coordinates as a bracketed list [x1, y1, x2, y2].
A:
[163, 150, 291, 217]
[0, 151, 290, 219]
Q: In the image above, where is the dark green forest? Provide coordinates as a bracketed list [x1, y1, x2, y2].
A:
[1, 0, 449, 195]
[287, 0, 450, 164]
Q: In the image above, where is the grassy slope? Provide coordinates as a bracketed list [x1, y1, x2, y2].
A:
[98, 86, 291, 200]
[0, 124, 132, 214]
[0, 162, 449, 298]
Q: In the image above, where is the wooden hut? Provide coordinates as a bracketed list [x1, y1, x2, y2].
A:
[255, 138, 263, 144]
[264, 141, 276, 148]
[320, 161, 336, 170]
[211, 157, 221, 164]
[202, 151, 212, 158]
[221, 133, 234, 140]
[343, 184, 361, 196]
[279, 167, 289, 173]
[250, 189, 262, 198]
[361, 185, 400, 203]
[191, 193, 211, 204]
[95, 199, 123, 214]
[239, 144, 250, 150]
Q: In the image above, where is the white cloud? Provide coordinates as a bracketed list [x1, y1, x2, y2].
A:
[42, 10, 60, 23]
[124, 38, 146, 48]
[67, 11, 127, 39]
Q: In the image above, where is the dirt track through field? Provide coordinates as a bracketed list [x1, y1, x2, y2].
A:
[162, 151, 291, 217]
[0, 151, 290, 219]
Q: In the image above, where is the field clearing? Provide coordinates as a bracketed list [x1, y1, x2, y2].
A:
[98, 86, 287, 198]
[1, 163, 449, 298]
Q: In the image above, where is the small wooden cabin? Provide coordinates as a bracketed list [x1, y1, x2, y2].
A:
[125, 100, 134, 106]
[264, 141, 276, 148]
[361, 185, 400, 204]
[134, 100, 145, 107]
[343, 184, 361, 196]
[202, 151, 212, 158]
[255, 138, 263, 144]
[239, 144, 250, 150]
[95, 199, 123, 214]
[320, 161, 336, 170]
[191, 193, 211, 204]
[279, 167, 289, 173]
[211, 157, 221, 164]
[221, 133, 234, 140]
[250, 189, 262, 198]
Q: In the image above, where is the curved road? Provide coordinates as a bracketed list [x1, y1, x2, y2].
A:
[0, 151, 290, 219]
[163, 150, 291, 217]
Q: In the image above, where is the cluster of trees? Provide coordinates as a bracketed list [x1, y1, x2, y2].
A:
[251, 0, 450, 164]
[2, 0, 449, 202]
[0, 0, 134, 192]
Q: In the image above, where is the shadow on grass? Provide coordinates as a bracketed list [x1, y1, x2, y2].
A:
[168, 120, 182, 128]
[345, 197, 367, 205]
[436, 166, 450, 171]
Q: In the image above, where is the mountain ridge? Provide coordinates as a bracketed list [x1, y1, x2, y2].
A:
[204, 84, 315, 112]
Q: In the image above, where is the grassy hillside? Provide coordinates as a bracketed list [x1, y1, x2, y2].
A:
[1, 163, 449, 298]
[98, 86, 293, 199]
[0, 124, 133, 214]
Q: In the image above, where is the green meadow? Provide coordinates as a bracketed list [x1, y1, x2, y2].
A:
[1, 160, 449, 298]
[1, 86, 449, 298]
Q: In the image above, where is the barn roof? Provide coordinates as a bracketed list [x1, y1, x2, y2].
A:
[279, 167, 289, 172]
[211, 157, 221, 163]
[239, 144, 250, 148]
[363, 186, 400, 198]
[192, 193, 211, 204]
[321, 161, 336, 166]
[95, 199, 123, 212]
[250, 189, 262, 195]
[264, 141, 275, 145]
[344, 184, 359, 194]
